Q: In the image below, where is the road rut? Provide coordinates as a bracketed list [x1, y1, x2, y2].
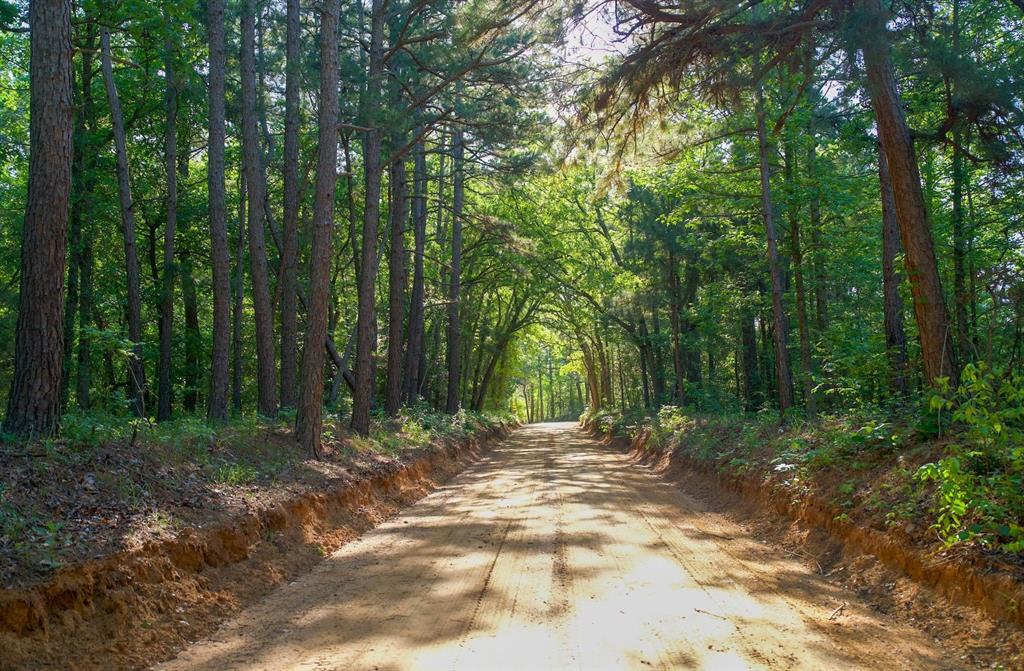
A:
[159, 422, 961, 670]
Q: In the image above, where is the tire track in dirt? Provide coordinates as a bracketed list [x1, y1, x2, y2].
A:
[159, 423, 973, 670]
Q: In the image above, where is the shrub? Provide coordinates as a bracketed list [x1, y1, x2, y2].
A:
[917, 365, 1024, 551]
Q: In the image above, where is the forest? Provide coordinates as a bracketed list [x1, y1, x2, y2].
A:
[2, 0, 1024, 617]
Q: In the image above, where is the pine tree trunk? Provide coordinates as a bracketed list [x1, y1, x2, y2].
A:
[279, 0, 301, 410]
[445, 128, 465, 414]
[181, 254, 201, 412]
[207, 0, 231, 421]
[651, 307, 666, 402]
[351, 0, 386, 435]
[62, 34, 91, 411]
[879, 143, 910, 395]
[740, 309, 761, 411]
[637, 311, 652, 407]
[784, 137, 816, 418]
[232, 174, 246, 412]
[241, 0, 277, 417]
[157, 34, 178, 422]
[859, 0, 957, 386]
[403, 138, 427, 404]
[101, 28, 146, 418]
[384, 155, 408, 415]
[4, 0, 73, 438]
[667, 253, 685, 403]
[756, 87, 794, 417]
[296, 0, 339, 457]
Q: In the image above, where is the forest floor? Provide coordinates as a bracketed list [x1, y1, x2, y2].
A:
[0, 411, 507, 589]
[158, 422, 1017, 670]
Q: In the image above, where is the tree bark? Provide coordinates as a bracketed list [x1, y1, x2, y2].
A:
[740, 308, 761, 411]
[157, 33, 178, 421]
[445, 128, 465, 414]
[207, 0, 231, 421]
[232, 173, 246, 412]
[859, 0, 957, 386]
[4, 0, 73, 438]
[180, 253, 201, 412]
[878, 143, 910, 395]
[667, 252, 685, 404]
[101, 28, 146, 418]
[280, 0, 301, 409]
[296, 0, 339, 457]
[63, 28, 95, 411]
[351, 0, 386, 435]
[403, 138, 428, 404]
[384, 154, 408, 415]
[784, 136, 816, 418]
[756, 86, 794, 417]
[241, 0, 277, 417]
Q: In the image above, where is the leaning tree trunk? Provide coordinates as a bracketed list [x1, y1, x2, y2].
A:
[384, 154, 408, 415]
[859, 0, 957, 386]
[351, 0, 386, 435]
[279, 0, 301, 410]
[4, 0, 73, 438]
[157, 34, 178, 422]
[756, 86, 794, 417]
[403, 138, 427, 404]
[101, 28, 146, 418]
[241, 0, 277, 417]
[207, 0, 231, 421]
[296, 0, 339, 458]
[445, 128, 465, 414]
[878, 143, 910, 395]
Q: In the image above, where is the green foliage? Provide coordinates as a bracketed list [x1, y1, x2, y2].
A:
[917, 365, 1024, 551]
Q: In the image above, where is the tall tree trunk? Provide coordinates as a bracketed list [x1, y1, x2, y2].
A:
[784, 137, 816, 418]
[241, 0, 277, 417]
[207, 0, 231, 421]
[279, 0, 301, 409]
[859, 0, 957, 386]
[384, 155, 408, 415]
[879, 143, 910, 395]
[296, 0, 339, 457]
[756, 86, 794, 417]
[232, 174, 246, 412]
[4, 0, 73, 438]
[63, 29, 94, 410]
[351, 0, 386, 435]
[650, 306, 666, 403]
[181, 254, 201, 413]
[667, 253, 685, 403]
[952, 130, 969, 361]
[77, 224, 94, 410]
[403, 138, 427, 404]
[445, 128, 465, 414]
[637, 311, 652, 408]
[101, 28, 146, 417]
[157, 34, 178, 421]
[740, 308, 761, 411]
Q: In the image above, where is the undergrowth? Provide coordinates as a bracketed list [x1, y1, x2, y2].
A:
[582, 364, 1024, 555]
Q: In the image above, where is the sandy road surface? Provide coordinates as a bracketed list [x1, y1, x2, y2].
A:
[159, 423, 961, 671]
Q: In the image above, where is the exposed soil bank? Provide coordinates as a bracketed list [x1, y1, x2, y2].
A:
[0, 423, 510, 671]
[587, 422, 1024, 667]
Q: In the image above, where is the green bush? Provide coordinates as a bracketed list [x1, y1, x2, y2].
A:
[917, 365, 1024, 551]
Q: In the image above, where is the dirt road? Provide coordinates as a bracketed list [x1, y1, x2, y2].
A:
[159, 423, 961, 670]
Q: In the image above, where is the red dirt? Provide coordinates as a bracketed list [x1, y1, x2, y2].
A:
[609, 426, 1024, 669]
[0, 424, 510, 671]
